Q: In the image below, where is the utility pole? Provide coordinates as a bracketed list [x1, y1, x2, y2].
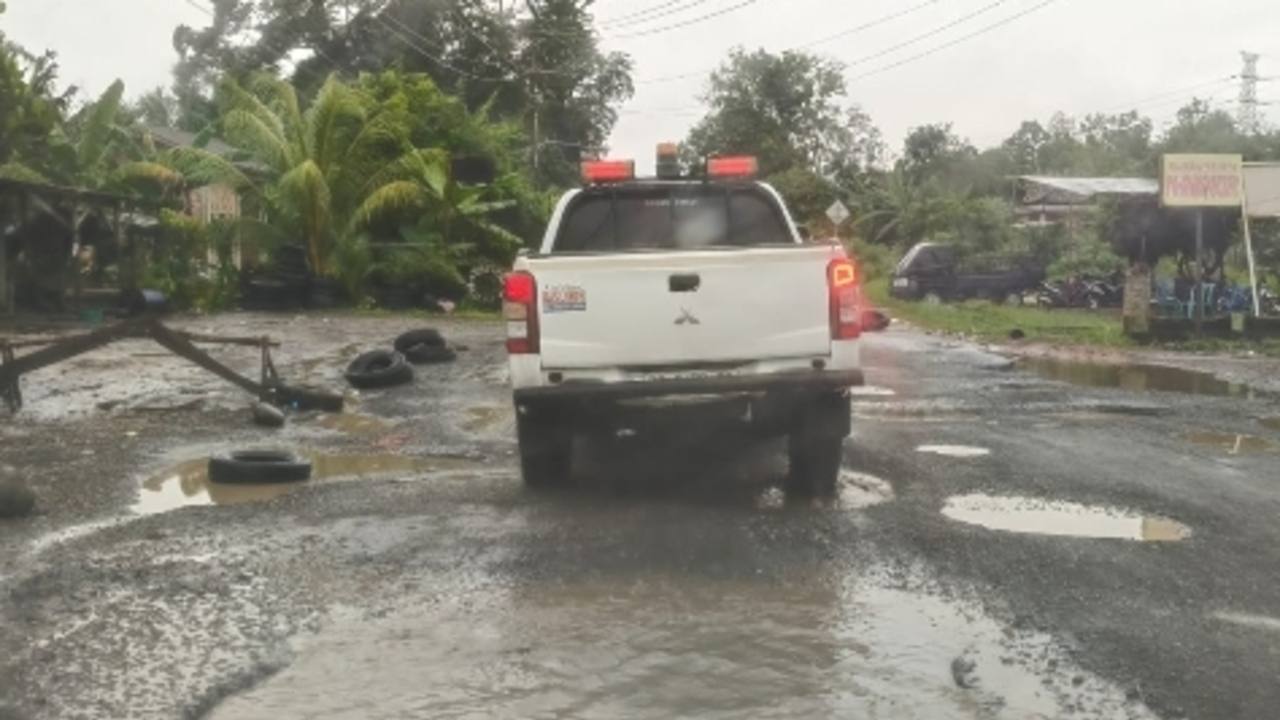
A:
[1239, 51, 1261, 135]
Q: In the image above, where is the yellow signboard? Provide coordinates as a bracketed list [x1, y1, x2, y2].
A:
[1161, 154, 1243, 207]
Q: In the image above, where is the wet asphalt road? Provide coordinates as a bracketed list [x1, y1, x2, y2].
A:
[1, 316, 1279, 719]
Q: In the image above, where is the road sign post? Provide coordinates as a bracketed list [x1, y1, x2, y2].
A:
[826, 200, 850, 228]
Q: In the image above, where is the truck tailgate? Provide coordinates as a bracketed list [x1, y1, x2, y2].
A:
[530, 246, 835, 370]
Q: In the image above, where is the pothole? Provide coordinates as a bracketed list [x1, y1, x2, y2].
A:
[134, 453, 482, 515]
[754, 471, 894, 511]
[1183, 431, 1272, 454]
[836, 470, 895, 509]
[461, 406, 509, 433]
[942, 494, 1191, 542]
[917, 444, 991, 458]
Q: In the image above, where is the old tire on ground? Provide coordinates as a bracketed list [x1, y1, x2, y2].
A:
[208, 450, 312, 485]
[786, 394, 851, 498]
[516, 405, 572, 490]
[403, 344, 457, 365]
[345, 350, 414, 389]
[393, 329, 446, 353]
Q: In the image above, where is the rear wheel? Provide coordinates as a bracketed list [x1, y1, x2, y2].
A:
[786, 394, 850, 499]
[516, 404, 573, 490]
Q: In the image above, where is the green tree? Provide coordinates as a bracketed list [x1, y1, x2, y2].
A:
[520, 0, 633, 187]
[684, 48, 880, 178]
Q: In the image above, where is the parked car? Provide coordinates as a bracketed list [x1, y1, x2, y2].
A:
[890, 242, 1044, 304]
[503, 148, 865, 497]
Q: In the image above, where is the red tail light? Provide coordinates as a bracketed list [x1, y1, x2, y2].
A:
[581, 159, 635, 184]
[504, 271, 539, 354]
[828, 258, 861, 340]
[706, 156, 758, 180]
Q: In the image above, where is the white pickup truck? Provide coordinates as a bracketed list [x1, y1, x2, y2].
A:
[503, 152, 865, 496]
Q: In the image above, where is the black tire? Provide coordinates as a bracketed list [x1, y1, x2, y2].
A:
[345, 350, 414, 389]
[516, 405, 572, 490]
[393, 329, 446, 354]
[786, 394, 851, 499]
[208, 450, 312, 485]
[403, 344, 457, 365]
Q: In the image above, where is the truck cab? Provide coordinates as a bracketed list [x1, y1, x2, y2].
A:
[504, 148, 865, 497]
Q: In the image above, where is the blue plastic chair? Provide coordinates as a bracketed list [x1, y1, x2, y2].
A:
[1186, 283, 1215, 319]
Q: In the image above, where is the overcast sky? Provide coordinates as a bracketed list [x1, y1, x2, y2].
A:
[4, 0, 1278, 172]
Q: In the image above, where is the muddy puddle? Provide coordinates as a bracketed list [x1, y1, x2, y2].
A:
[133, 453, 482, 515]
[942, 494, 1191, 542]
[1260, 417, 1280, 432]
[1184, 431, 1273, 454]
[313, 412, 393, 436]
[461, 405, 509, 433]
[212, 571, 1158, 720]
[1018, 357, 1262, 398]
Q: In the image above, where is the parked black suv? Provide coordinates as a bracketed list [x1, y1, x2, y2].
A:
[889, 242, 1045, 304]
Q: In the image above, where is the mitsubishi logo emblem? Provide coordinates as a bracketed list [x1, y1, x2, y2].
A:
[674, 308, 701, 326]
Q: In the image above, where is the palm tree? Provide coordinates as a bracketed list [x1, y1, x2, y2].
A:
[214, 74, 424, 277]
[215, 73, 521, 300]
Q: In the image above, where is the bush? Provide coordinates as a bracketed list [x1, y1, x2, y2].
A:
[847, 237, 896, 282]
[142, 211, 238, 311]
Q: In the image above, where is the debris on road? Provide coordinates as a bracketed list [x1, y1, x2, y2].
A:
[251, 402, 286, 428]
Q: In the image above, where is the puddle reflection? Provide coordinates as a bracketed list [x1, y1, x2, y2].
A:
[917, 444, 991, 458]
[135, 453, 481, 515]
[1018, 357, 1261, 398]
[942, 494, 1191, 542]
[1183, 431, 1273, 455]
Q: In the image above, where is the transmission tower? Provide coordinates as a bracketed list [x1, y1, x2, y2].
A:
[1239, 51, 1261, 134]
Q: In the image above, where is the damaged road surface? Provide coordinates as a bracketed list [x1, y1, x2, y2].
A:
[2, 314, 1279, 719]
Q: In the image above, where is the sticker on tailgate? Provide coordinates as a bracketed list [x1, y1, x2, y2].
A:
[542, 284, 587, 313]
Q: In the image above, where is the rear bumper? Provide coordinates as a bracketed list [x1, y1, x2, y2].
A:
[513, 368, 864, 403]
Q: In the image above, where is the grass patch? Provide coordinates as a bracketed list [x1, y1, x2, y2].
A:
[865, 278, 1131, 347]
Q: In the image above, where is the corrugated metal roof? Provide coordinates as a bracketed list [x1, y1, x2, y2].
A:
[143, 125, 237, 157]
[1019, 176, 1158, 199]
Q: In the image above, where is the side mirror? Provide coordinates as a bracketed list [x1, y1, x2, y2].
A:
[797, 226, 812, 242]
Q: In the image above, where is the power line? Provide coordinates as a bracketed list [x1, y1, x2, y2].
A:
[795, 0, 945, 50]
[1093, 75, 1238, 115]
[597, 0, 715, 29]
[635, 0, 946, 84]
[606, 0, 762, 40]
[849, 0, 1063, 82]
[621, 0, 1062, 117]
[839, 0, 1013, 73]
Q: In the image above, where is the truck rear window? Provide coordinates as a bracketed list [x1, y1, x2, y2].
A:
[552, 185, 794, 253]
